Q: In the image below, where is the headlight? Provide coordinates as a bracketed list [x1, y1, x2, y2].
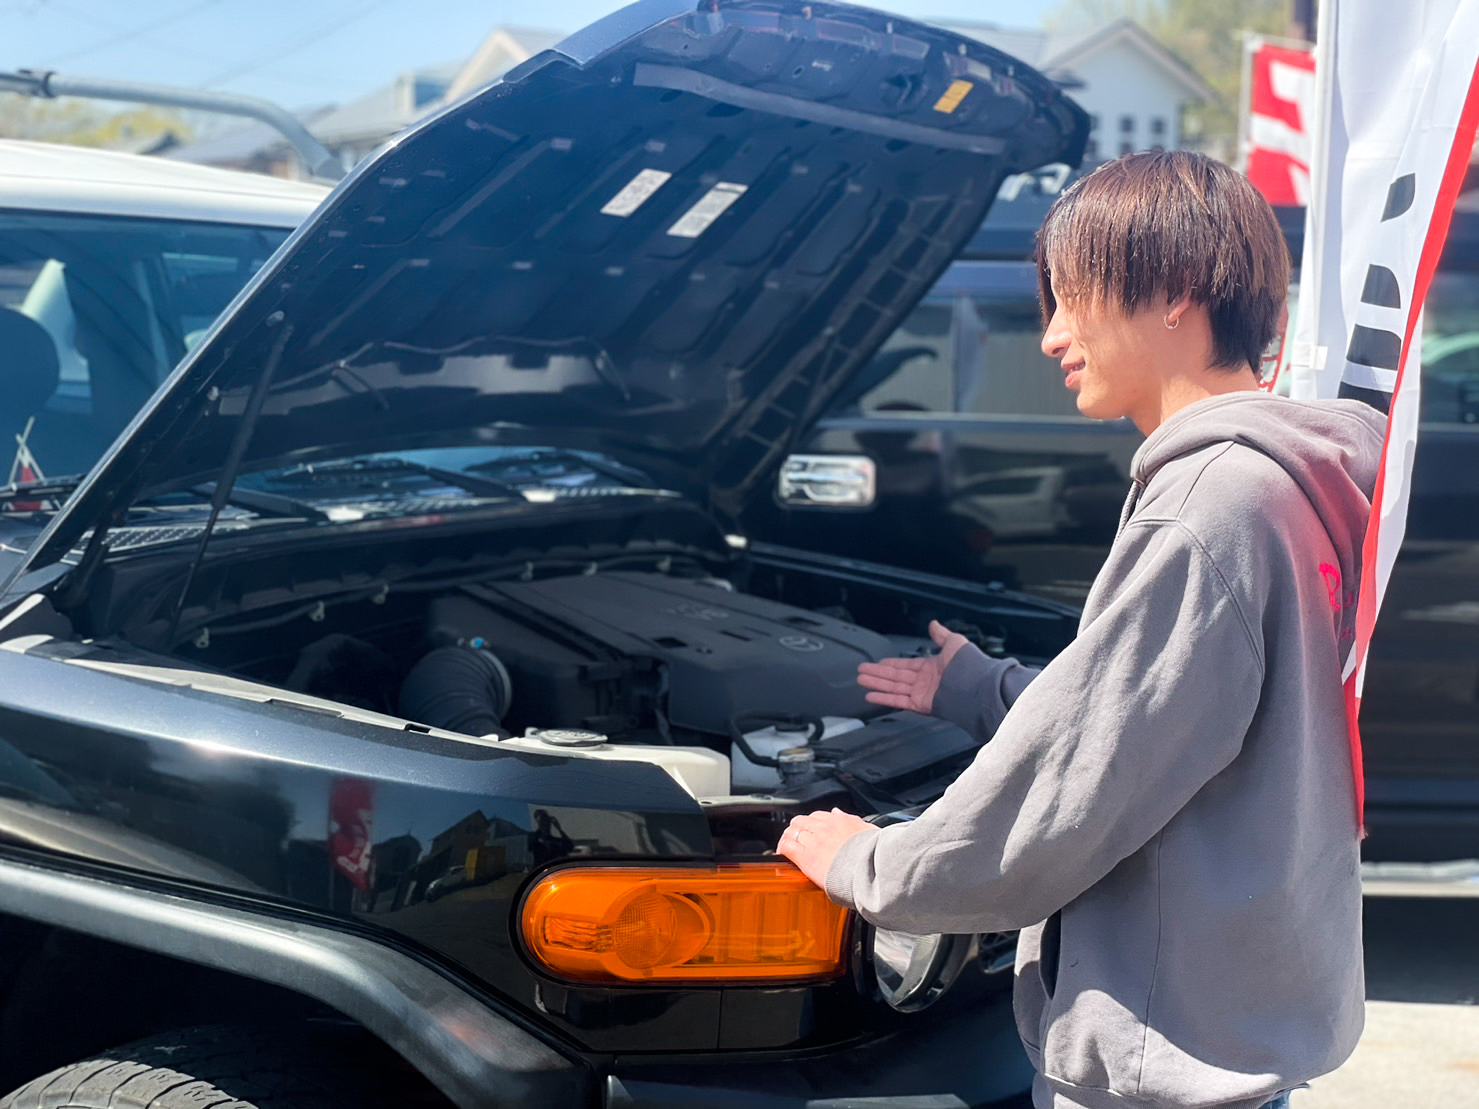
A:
[869, 927, 971, 1012]
[520, 864, 849, 985]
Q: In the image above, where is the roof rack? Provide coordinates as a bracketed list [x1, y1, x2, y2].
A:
[0, 69, 344, 182]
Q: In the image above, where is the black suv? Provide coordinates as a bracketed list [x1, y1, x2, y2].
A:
[0, 2, 1088, 1106]
[748, 198, 1479, 865]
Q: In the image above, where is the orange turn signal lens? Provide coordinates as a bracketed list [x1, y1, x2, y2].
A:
[520, 864, 850, 985]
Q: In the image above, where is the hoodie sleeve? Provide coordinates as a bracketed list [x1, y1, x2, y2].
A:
[825, 519, 1265, 935]
[932, 644, 1040, 743]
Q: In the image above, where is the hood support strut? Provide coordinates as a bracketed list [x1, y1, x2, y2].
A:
[167, 317, 293, 647]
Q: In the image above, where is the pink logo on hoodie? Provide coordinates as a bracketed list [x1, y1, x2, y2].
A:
[1319, 563, 1343, 611]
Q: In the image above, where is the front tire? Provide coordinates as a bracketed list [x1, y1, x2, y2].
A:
[0, 1023, 440, 1108]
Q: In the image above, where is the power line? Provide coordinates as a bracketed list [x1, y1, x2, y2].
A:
[34, 1, 345, 94]
[199, 0, 405, 90]
[41, 0, 228, 68]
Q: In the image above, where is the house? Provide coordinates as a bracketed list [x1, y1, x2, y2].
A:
[164, 19, 1210, 181]
[940, 18, 1214, 164]
[171, 62, 461, 176]
[442, 26, 568, 104]
[307, 63, 462, 171]
[165, 27, 565, 179]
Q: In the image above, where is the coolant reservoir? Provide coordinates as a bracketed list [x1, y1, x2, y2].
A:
[503, 728, 731, 800]
[732, 716, 865, 792]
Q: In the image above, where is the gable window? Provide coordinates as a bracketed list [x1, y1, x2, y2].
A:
[1119, 116, 1136, 155]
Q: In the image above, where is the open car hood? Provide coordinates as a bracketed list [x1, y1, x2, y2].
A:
[16, 0, 1086, 577]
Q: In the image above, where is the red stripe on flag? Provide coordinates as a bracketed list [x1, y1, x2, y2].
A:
[1345, 56, 1479, 834]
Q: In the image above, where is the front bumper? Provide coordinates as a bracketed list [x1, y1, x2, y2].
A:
[0, 852, 1031, 1109]
[604, 977, 1033, 1108]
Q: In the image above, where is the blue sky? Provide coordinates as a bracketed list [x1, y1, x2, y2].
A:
[2, 0, 1063, 112]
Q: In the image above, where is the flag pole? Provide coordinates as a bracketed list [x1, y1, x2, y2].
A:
[1286, 0, 1339, 401]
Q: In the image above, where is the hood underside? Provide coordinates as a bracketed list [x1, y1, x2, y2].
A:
[18, 0, 1086, 577]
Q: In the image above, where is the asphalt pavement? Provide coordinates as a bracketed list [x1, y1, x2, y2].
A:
[1300, 894, 1479, 1107]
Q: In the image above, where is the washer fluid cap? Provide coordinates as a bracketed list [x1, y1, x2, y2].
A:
[526, 727, 608, 748]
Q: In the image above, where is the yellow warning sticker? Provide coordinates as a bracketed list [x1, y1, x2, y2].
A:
[933, 80, 974, 114]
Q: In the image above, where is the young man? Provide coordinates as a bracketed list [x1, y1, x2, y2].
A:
[779, 152, 1387, 1109]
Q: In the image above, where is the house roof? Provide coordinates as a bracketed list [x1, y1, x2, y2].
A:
[1050, 18, 1215, 101]
[162, 26, 565, 173]
[310, 26, 565, 149]
[445, 26, 567, 103]
[310, 61, 462, 147]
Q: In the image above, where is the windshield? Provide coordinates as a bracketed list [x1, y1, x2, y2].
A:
[0, 211, 290, 485]
[235, 447, 670, 509]
[69, 447, 677, 548]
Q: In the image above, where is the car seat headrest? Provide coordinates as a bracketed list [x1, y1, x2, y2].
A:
[1, 308, 61, 435]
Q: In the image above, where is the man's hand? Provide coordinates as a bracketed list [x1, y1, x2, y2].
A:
[856, 619, 968, 715]
[778, 808, 873, 889]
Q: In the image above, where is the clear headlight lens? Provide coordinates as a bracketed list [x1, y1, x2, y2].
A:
[869, 927, 971, 1012]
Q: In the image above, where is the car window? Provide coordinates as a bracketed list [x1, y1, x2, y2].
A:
[1421, 269, 1479, 425]
[0, 212, 289, 480]
[951, 293, 1080, 418]
[1276, 271, 1479, 421]
[848, 264, 1083, 421]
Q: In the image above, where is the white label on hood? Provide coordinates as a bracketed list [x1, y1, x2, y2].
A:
[667, 182, 748, 238]
[601, 168, 673, 217]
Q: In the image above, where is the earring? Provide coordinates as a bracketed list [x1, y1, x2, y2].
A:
[1163, 313, 1180, 331]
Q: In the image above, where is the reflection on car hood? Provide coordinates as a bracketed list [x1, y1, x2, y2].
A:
[14, 0, 1085, 579]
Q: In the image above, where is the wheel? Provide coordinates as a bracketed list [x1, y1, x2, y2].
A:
[0, 1023, 443, 1109]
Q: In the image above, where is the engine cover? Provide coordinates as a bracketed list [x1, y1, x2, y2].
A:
[428, 573, 892, 738]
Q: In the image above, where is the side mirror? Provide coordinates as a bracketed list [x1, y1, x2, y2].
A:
[776, 454, 876, 509]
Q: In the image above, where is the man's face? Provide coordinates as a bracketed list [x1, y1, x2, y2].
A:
[1040, 288, 1167, 430]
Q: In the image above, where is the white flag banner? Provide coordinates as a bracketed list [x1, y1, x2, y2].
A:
[1288, 0, 1479, 826]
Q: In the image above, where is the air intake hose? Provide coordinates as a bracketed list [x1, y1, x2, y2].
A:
[398, 646, 512, 737]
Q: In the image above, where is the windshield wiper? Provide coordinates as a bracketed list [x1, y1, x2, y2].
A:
[0, 474, 86, 502]
[466, 449, 651, 488]
[187, 482, 331, 523]
[271, 456, 522, 500]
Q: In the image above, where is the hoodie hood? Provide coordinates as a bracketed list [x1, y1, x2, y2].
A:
[1132, 391, 1387, 638]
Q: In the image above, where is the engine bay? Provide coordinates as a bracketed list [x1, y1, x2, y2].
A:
[156, 565, 986, 815]
[426, 573, 891, 740]
[28, 482, 1076, 832]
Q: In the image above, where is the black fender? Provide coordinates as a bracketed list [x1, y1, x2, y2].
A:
[0, 854, 593, 1109]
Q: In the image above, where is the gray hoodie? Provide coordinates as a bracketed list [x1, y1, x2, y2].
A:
[826, 392, 1387, 1109]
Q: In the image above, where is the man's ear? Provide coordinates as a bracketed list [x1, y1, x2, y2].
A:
[1164, 293, 1194, 329]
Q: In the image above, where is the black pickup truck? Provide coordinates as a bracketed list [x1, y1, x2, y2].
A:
[0, 2, 1089, 1106]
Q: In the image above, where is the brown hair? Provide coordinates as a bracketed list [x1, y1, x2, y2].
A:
[1036, 151, 1291, 373]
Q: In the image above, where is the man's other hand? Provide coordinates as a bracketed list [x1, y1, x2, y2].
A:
[778, 808, 873, 889]
[856, 619, 967, 715]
